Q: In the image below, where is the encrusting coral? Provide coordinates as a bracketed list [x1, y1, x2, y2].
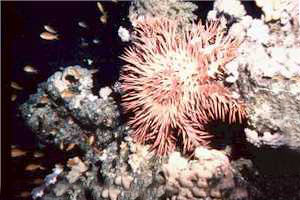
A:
[120, 17, 247, 156]
[160, 148, 249, 199]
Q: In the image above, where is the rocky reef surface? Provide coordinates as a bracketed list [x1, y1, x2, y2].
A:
[20, 66, 123, 149]
[209, 0, 300, 199]
[18, 0, 300, 200]
[20, 66, 252, 200]
[207, 0, 300, 153]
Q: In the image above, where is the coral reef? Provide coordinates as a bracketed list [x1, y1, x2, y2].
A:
[21, 66, 250, 200]
[20, 66, 161, 200]
[128, 0, 198, 26]
[20, 65, 123, 152]
[204, 1, 300, 198]
[208, 0, 300, 152]
[255, 0, 298, 23]
[31, 142, 253, 200]
[31, 164, 63, 199]
[29, 138, 160, 200]
[161, 148, 249, 199]
[17, 1, 300, 200]
[120, 17, 247, 155]
[211, 0, 300, 198]
[224, 4, 300, 151]
[213, 0, 246, 19]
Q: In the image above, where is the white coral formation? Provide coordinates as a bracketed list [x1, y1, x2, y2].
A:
[237, 20, 300, 80]
[255, 0, 283, 21]
[255, 0, 298, 23]
[127, 139, 154, 174]
[101, 187, 121, 200]
[267, 47, 300, 78]
[161, 148, 247, 199]
[99, 86, 113, 100]
[118, 26, 131, 42]
[245, 128, 287, 148]
[247, 19, 270, 44]
[224, 0, 300, 82]
[213, 0, 246, 19]
[224, 60, 240, 83]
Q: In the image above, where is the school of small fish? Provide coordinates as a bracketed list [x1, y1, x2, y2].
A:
[12, 3, 117, 199]
[40, 24, 59, 40]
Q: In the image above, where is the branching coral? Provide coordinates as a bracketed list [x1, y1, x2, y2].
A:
[120, 17, 247, 155]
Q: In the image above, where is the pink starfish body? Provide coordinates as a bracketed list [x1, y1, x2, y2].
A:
[120, 18, 247, 155]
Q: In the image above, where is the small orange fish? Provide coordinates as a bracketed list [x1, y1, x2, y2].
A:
[40, 32, 59, 40]
[24, 65, 38, 74]
[11, 81, 23, 90]
[11, 94, 17, 101]
[19, 191, 31, 198]
[100, 14, 108, 24]
[11, 148, 27, 157]
[43, 25, 57, 34]
[25, 164, 45, 171]
[33, 151, 44, 158]
[78, 21, 88, 29]
[97, 2, 104, 13]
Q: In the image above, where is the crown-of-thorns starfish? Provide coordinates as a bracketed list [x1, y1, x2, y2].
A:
[120, 17, 247, 156]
